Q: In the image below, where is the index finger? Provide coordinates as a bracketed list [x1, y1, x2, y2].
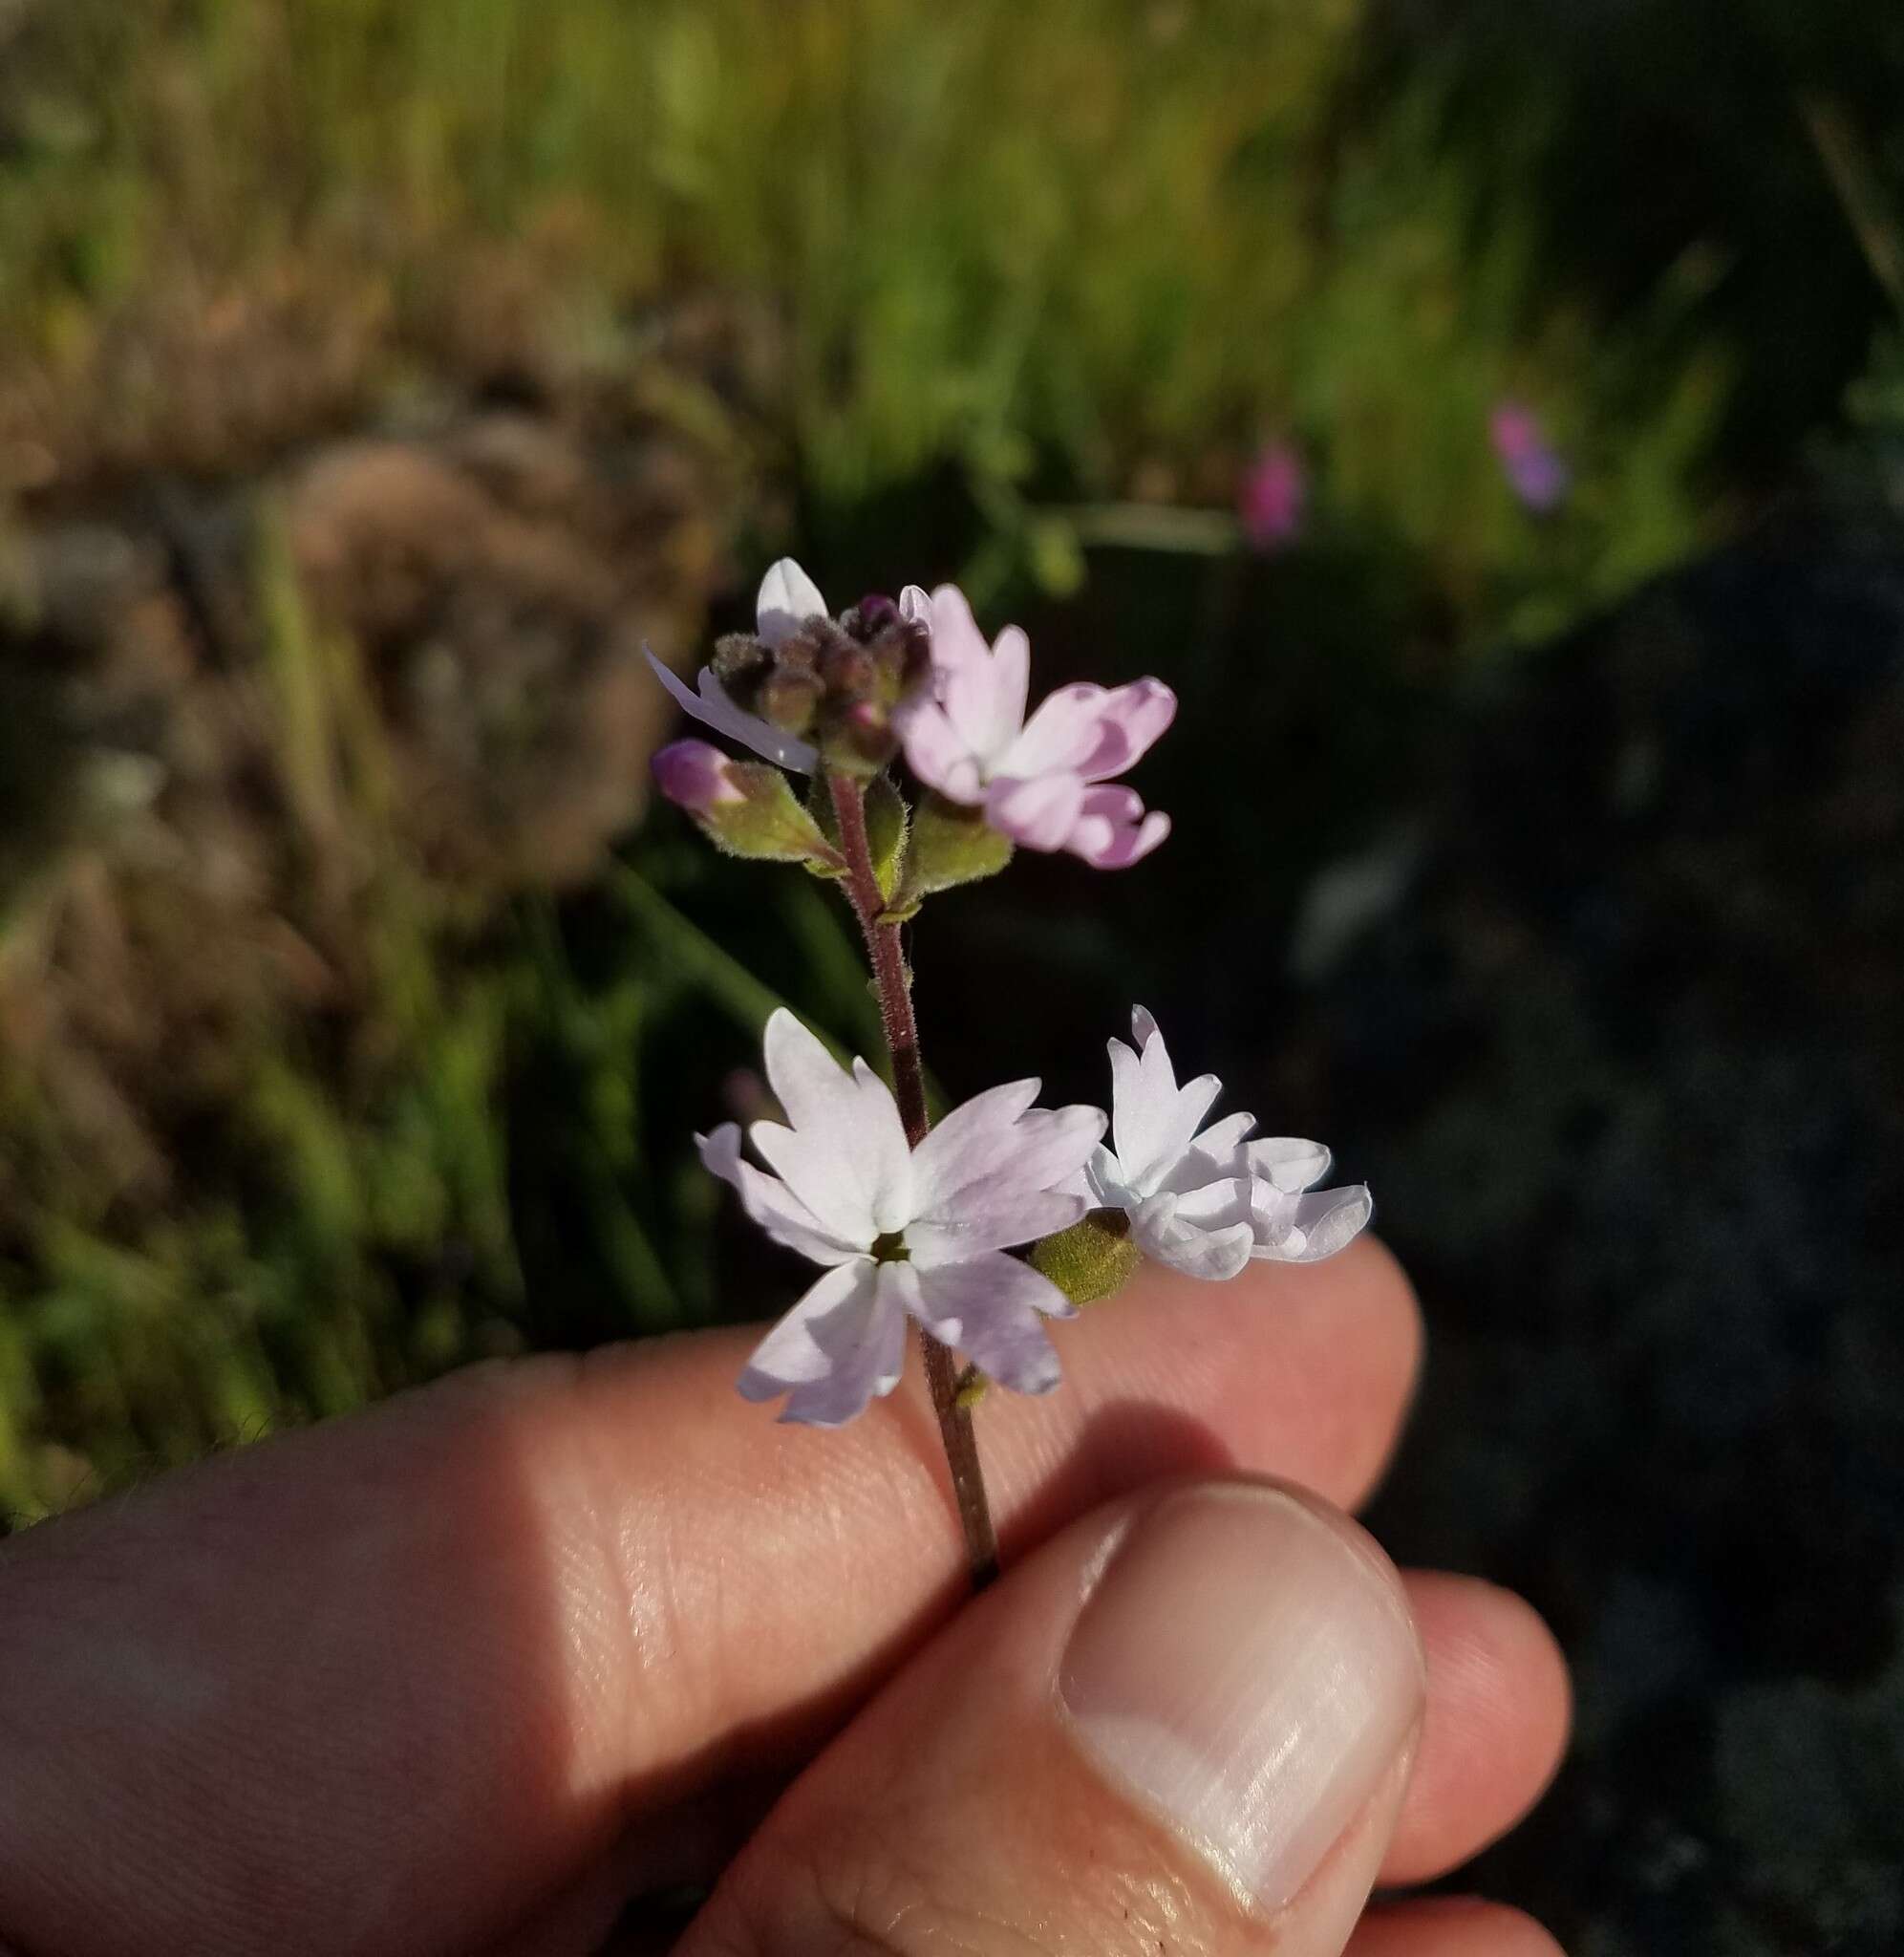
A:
[0, 1241, 1420, 1957]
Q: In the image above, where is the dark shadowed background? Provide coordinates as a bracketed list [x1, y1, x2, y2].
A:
[2, 4, 1900, 1951]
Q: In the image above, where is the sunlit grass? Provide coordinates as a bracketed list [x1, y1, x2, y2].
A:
[0, 0, 1787, 1516]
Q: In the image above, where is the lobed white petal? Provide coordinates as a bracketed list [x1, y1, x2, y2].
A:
[1249, 1182, 1374, 1262]
[909, 1083, 1102, 1211]
[906, 1252, 1073, 1397]
[752, 1011, 912, 1241]
[756, 558, 829, 650]
[738, 1259, 909, 1427]
[1131, 1184, 1258, 1282]
[905, 1191, 1086, 1266]
[1244, 1136, 1334, 1194]
[896, 697, 988, 805]
[697, 1125, 865, 1266]
[645, 646, 818, 772]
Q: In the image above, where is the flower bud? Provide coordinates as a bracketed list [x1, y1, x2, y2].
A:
[759, 667, 824, 734]
[710, 632, 770, 684]
[652, 740, 843, 867]
[820, 639, 878, 698]
[652, 739, 745, 813]
[831, 699, 899, 771]
[772, 631, 823, 679]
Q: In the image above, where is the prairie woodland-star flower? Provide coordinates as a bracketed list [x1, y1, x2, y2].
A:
[896, 585, 1176, 869]
[1076, 1006, 1372, 1281]
[644, 559, 830, 771]
[702, 1008, 1106, 1426]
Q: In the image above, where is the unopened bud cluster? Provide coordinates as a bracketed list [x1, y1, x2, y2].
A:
[711, 595, 931, 774]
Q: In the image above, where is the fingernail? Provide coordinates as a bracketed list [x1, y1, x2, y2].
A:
[1059, 1484, 1423, 1912]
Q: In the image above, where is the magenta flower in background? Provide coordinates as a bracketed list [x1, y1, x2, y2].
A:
[702, 1009, 1105, 1425]
[1236, 441, 1307, 551]
[1490, 400, 1572, 515]
[895, 584, 1176, 869]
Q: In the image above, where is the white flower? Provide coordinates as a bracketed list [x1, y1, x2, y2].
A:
[703, 1009, 1106, 1426]
[1077, 1006, 1372, 1280]
[644, 558, 831, 771]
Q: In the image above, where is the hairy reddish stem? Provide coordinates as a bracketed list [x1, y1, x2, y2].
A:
[826, 773, 999, 1589]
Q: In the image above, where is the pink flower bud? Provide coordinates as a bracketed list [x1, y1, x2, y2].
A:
[652, 739, 744, 812]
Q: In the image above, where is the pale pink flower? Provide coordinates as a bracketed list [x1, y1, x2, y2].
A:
[644, 558, 828, 770]
[895, 585, 1175, 869]
[1074, 1007, 1372, 1280]
[703, 1009, 1105, 1425]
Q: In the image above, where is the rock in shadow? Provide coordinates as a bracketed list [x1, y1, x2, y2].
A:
[1314, 489, 1904, 1955]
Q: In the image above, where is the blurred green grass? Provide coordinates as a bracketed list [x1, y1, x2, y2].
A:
[1, 0, 1898, 1520]
[3, 0, 1750, 625]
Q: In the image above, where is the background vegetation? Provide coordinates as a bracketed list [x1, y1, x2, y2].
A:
[5, 5, 1904, 1950]
[0, 0, 1897, 1592]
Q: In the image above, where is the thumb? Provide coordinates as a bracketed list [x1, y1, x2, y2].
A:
[681, 1481, 1425, 1957]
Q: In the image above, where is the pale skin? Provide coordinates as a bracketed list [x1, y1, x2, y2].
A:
[0, 1239, 1571, 1956]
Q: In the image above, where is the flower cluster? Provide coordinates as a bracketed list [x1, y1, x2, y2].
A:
[650, 560, 1174, 869]
[708, 1005, 1369, 1425]
[649, 558, 1370, 1444]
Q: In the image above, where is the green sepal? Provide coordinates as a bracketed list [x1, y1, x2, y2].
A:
[863, 775, 910, 901]
[804, 772, 909, 892]
[956, 1210, 1141, 1412]
[692, 763, 844, 868]
[1026, 1208, 1144, 1308]
[891, 791, 1014, 908]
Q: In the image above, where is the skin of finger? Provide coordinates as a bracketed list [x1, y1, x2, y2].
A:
[486, 1563, 1572, 1947]
[0, 1243, 1418, 1957]
[1346, 1898, 1567, 1957]
[680, 1481, 1425, 1957]
[1380, 1574, 1572, 1885]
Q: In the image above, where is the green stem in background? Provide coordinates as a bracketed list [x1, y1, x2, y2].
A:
[1802, 95, 1904, 323]
[826, 773, 1000, 1590]
[613, 868, 855, 1065]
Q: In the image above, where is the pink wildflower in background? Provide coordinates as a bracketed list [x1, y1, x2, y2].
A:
[1236, 441, 1307, 552]
[1489, 401, 1572, 515]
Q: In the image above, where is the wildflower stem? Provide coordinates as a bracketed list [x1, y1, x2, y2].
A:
[826, 772, 1000, 1590]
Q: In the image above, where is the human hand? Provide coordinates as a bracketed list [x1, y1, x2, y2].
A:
[0, 1240, 1568, 1955]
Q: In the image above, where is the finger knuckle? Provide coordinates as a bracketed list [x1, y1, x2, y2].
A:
[692, 1813, 1054, 1957]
